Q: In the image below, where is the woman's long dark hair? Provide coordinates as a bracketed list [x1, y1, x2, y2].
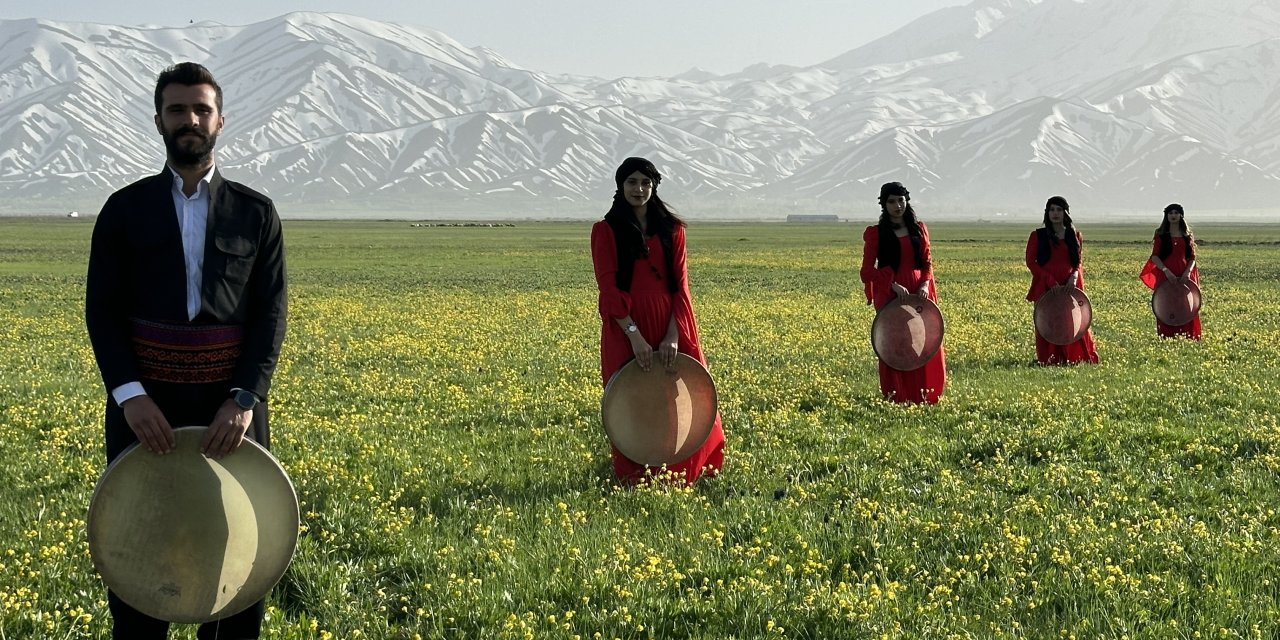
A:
[603, 158, 684, 293]
[1155, 203, 1196, 262]
[875, 182, 926, 270]
[1036, 195, 1080, 267]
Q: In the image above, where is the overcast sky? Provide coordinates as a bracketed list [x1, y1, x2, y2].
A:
[0, 0, 967, 77]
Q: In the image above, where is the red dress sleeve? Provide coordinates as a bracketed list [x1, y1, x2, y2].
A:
[667, 225, 705, 355]
[859, 226, 894, 305]
[1139, 234, 1161, 290]
[918, 222, 938, 301]
[590, 221, 631, 319]
[670, 225, 694, 329]
[1074, 231, 1086, 289]
[1186, 235, 1200, 284]
[1025, 231, 1047, 301]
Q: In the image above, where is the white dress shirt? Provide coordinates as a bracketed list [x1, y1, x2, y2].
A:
[110, 165, 215, 406]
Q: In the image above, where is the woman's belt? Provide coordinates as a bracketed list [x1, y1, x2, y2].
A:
[130, 318, 243, 384]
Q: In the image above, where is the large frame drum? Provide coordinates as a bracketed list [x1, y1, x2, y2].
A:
[870, 294, 945, 371]
[602, 354, 716, 467]
[1152, 279, 1202, 326]
[87, 426, 298, 623]
[1034, 286, 1093, 346]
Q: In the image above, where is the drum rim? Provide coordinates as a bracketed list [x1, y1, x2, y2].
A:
[1033, 285, 1093, 346]
[1151, 278, 1202, 324]
[869, 293, 946, 371]
[86, 426, 299, 623]
[601, 353, 718, 466]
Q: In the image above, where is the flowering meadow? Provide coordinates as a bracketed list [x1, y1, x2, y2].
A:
[1, 218, 1279, 639]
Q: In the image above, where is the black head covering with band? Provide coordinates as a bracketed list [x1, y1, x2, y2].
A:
[878, 181, 909, 203]
[614, 157, 662, 191]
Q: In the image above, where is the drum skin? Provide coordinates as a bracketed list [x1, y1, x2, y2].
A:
[1152, 280, 1201, 327]
[602, 354, 717, 467]
[1034, 286, 1093, 346]
[87, 427, 298, 624]
[870, 294, 945, 372]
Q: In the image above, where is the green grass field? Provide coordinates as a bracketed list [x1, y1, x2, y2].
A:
[2, 218, 1279, 639]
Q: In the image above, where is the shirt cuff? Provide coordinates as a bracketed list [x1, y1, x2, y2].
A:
[230, 387, 261, 402]
[111, 382, 147, 407]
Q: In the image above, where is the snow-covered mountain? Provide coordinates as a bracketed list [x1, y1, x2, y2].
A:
[2, 0, 1279, 218]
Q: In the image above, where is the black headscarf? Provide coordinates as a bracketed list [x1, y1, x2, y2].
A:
[875, 181, 925, 270]
[1036, 195, 1080, 267]
[603, 157, 681, 293]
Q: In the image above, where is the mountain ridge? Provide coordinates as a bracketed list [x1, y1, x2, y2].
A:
[2, 2, 1279, 218]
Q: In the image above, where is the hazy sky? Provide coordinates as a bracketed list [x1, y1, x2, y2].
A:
[0, 0, 967, 77]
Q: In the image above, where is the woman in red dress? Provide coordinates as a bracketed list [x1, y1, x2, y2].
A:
[1025, 195, 1100, 364]
[1139, 203, 1201, 339]
[590, 157, 725, 485]
[858, 181, 946, 404]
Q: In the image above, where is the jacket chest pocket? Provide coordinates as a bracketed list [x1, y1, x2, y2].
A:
[214, 234, 257, 286]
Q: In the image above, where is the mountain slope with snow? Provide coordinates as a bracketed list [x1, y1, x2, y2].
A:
[1, 1, 1279, 217]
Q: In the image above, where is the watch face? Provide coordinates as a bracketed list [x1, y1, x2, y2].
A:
[234, 390, 257, 410]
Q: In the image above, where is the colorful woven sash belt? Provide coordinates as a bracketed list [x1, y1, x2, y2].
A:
[130, 318, 243, 384]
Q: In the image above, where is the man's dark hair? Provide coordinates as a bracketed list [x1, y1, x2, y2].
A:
[154, 62, 223, 114]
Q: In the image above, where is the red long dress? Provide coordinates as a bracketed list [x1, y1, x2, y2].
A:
[590, 221, 725, 485]
[1139, 235, 1202, 339]
[859, 224, 946, 404]
[1025, 229, 1100, 364]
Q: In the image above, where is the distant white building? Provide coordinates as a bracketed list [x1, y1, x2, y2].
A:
[68, 211, 79, 218]
[786, 214, 839, 223]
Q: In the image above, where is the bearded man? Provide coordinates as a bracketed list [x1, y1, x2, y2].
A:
[85, 61, 287, 640]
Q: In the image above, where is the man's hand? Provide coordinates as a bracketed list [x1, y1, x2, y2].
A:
[121, 395, 175, 454]
[201, 399, 252, 459]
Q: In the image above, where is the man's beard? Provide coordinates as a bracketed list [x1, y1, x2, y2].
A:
[162, 125, 218, 167]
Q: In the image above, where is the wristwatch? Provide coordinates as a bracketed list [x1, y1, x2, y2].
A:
[231, 389, 259, 411]
[625, 323, 639, 335]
